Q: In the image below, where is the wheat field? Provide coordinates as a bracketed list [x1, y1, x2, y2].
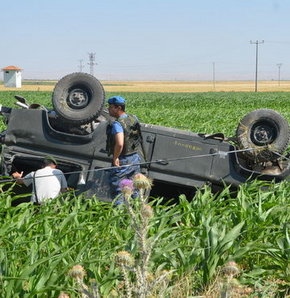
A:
[1, 80, 290, 92]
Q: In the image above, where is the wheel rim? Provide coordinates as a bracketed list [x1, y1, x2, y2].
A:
[250, 121, 278, 146]
[67, 87, 90, 109]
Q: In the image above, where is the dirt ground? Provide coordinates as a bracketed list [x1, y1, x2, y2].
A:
[1, 80, 290, 92]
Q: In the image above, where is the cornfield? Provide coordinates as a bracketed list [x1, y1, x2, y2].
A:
[0, 90, 290, 296]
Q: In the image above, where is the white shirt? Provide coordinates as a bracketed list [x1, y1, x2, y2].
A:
[23, 166, 67, 204]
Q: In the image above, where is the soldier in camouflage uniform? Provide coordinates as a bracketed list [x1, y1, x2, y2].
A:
[106, 96, 142, 203]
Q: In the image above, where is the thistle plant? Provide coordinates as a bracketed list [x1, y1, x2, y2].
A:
[68, 265, 100, 298]
[58, 292, 70, 298]
[133, 173, 153, 199]
[119, 179, 134, 197]
[115, 251, 135, 298]
[222, 262, 240, 280]
[115, 173, 171, 297]
[206, 261, 253, 298]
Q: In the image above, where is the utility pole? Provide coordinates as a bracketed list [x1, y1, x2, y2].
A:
[88, 52, 97, 76]
[212, 62, 216, 90]
[250, 40, 264, 92]
[78, 59, 85, 72]
[277, 63, 282, 86]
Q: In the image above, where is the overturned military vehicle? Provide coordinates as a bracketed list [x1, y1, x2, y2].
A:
[0, 72, 290, 203]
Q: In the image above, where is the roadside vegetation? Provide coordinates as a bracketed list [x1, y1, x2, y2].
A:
[0, 91, 290, 296]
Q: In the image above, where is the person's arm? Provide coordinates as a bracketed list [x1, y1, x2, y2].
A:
[60, 171, 68, 193]
[113, 132, 124, 166]
[12, 171, 24, 184]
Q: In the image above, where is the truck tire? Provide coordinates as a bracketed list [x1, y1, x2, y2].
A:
[236, 109, 290, 162]
[52, 72, 105, 125]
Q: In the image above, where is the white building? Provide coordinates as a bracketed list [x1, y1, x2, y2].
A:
[2, 65, 22, 88]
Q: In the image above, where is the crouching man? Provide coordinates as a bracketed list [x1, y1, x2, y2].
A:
[12, 156, 67, 205]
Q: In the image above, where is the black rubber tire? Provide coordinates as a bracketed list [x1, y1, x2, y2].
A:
[236, 109, 290, 162]
[52, 72, 105, 125]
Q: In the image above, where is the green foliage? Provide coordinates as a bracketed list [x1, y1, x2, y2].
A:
[0, 180, 289, 296]
[0, 91, 290, 295]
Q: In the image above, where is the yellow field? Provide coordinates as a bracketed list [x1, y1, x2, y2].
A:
[1, 81, 290, 92]
[0, 85, 55, 92]
[102, 81, 290, 92]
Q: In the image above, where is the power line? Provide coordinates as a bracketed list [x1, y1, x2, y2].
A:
[277, 63, 282, 86]
[88, 53, 97, 76]
[78, 59, 85, 72]
[212, 62, 216, 90]
[250, 40, 264, 92]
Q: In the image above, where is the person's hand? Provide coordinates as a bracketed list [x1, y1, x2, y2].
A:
[113, 158, 120, 167]
[12, 171, 23, 179]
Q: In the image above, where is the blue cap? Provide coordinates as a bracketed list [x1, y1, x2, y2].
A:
[107, 96, 126, 104]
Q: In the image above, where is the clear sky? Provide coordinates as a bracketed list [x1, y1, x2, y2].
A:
[1, 0, 290, 81]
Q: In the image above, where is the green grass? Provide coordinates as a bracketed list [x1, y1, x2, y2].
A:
[1, 91, 290, 136]
[22, 81, 56, 86]
[0, 91, 290, 296]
